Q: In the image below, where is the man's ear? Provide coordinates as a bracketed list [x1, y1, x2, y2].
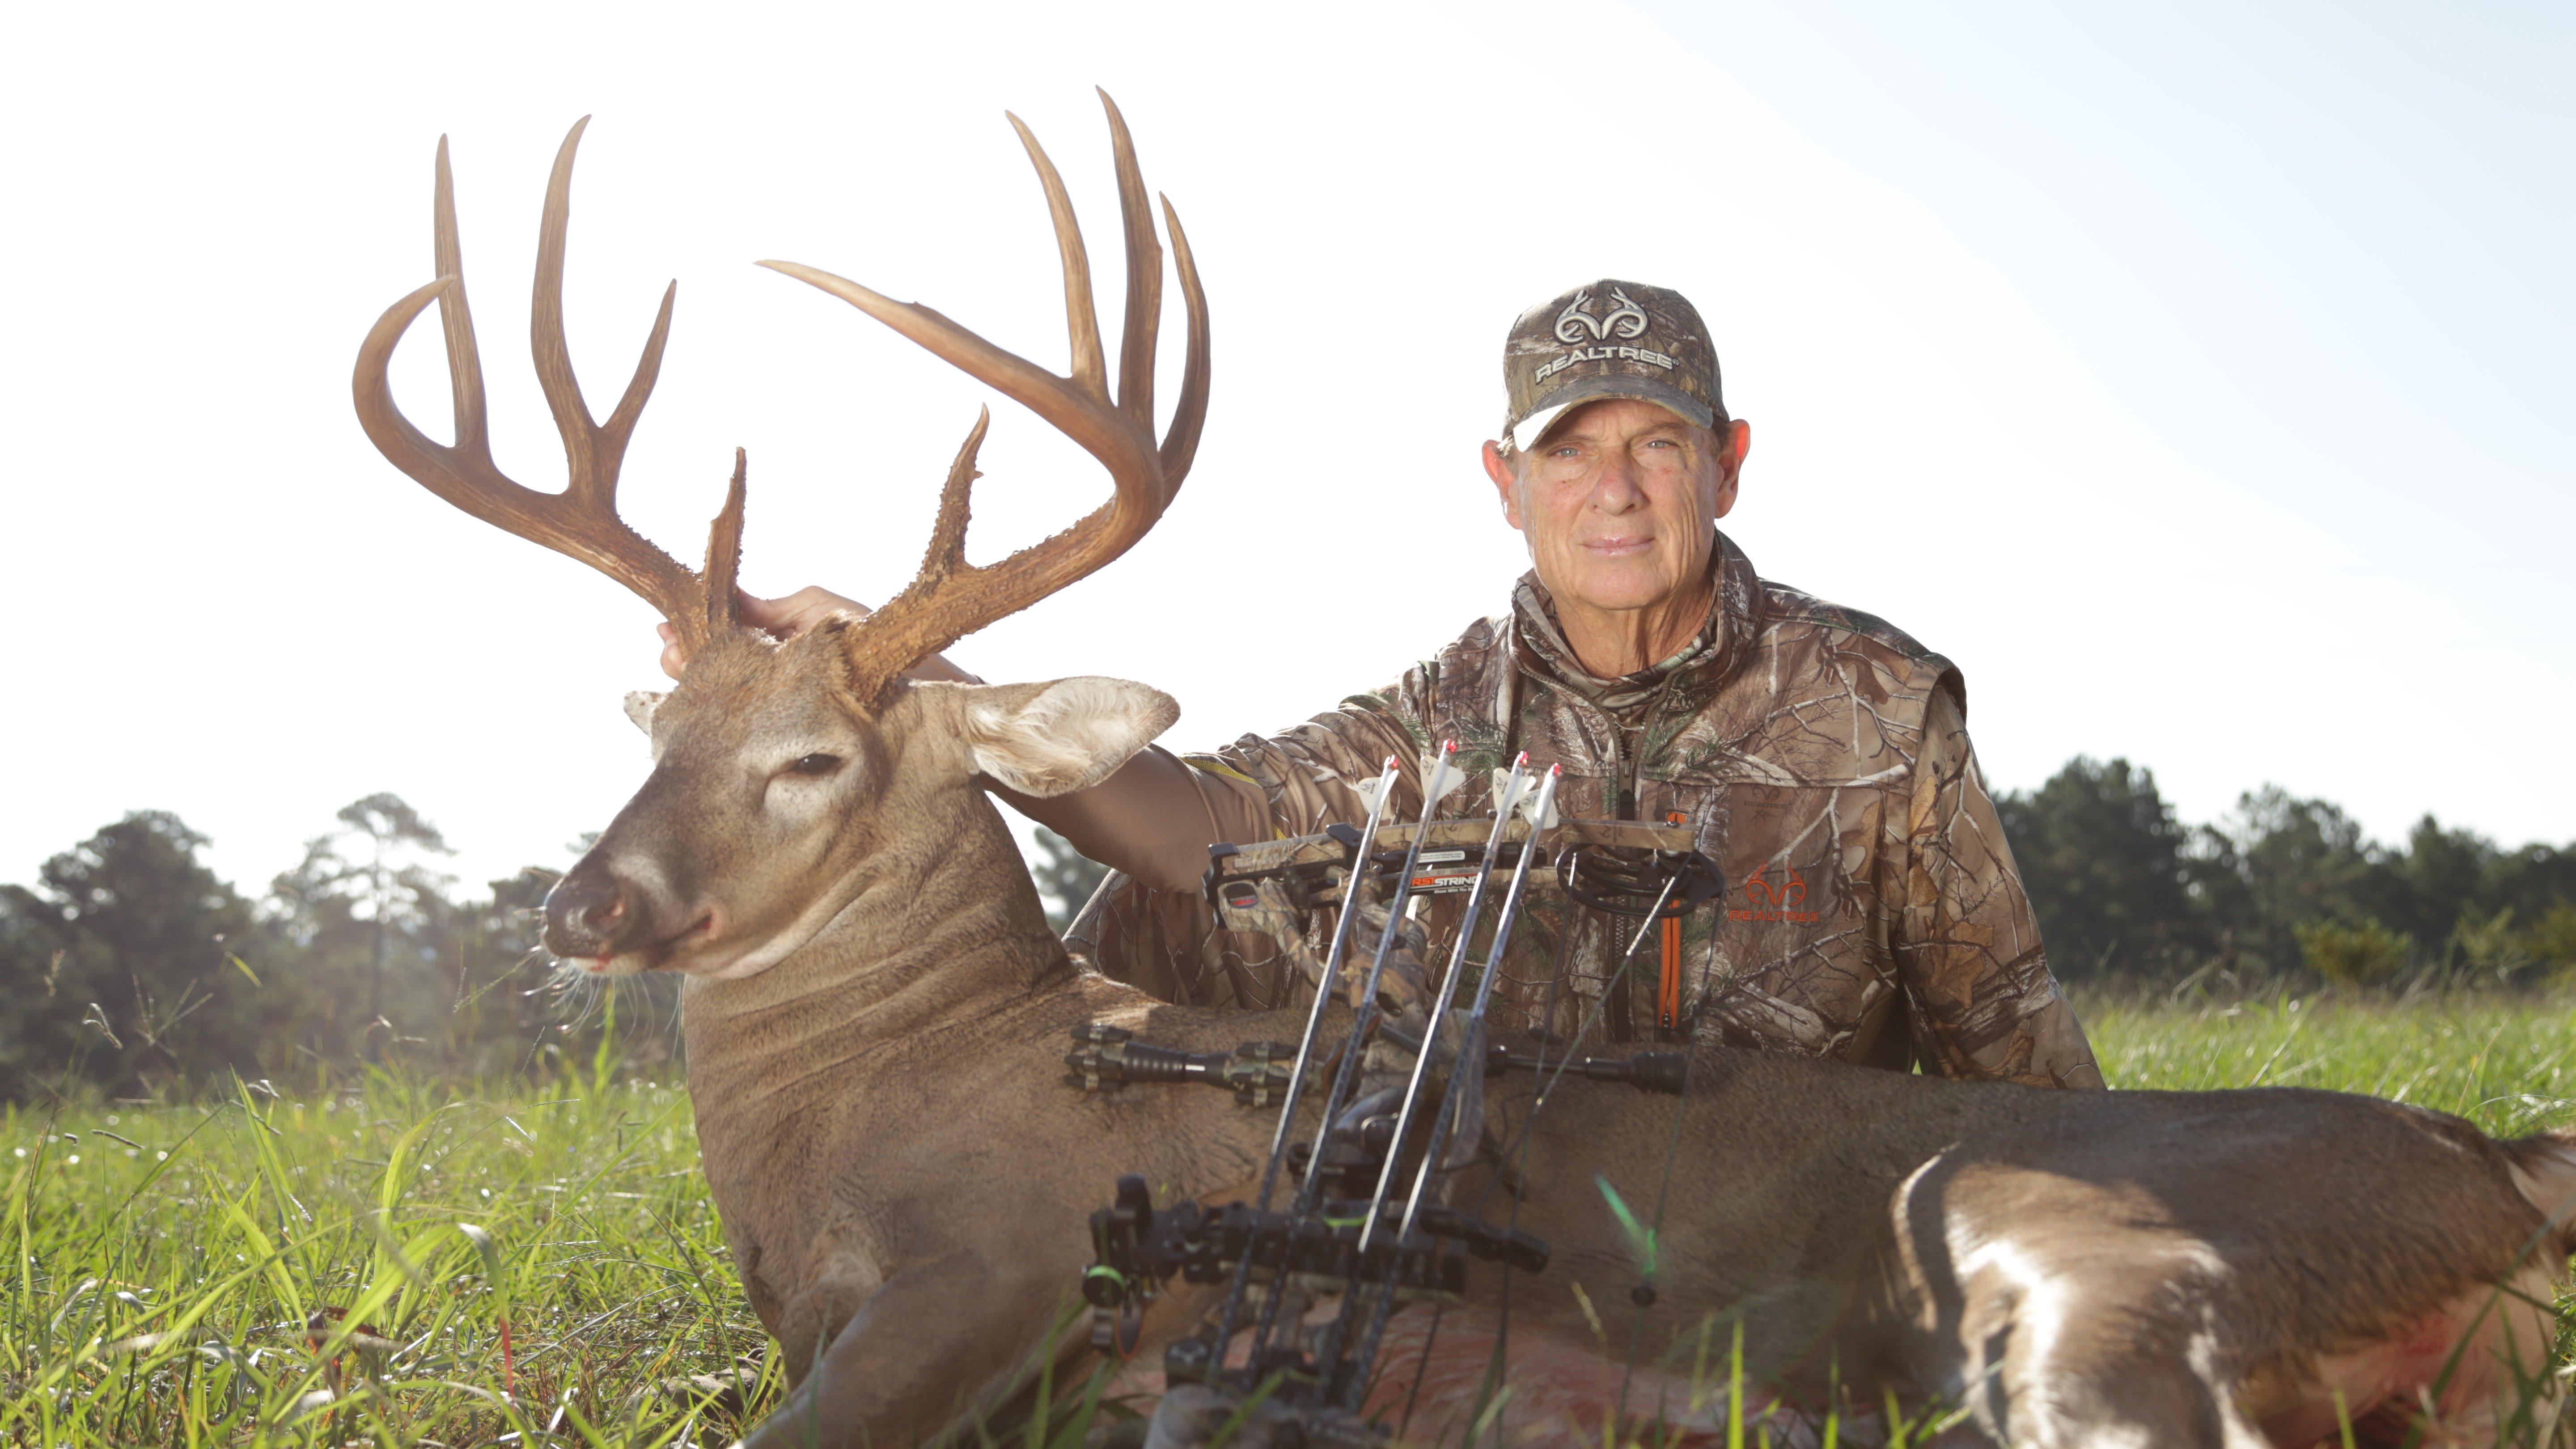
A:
[1712, 417, 1751, 520]
[1481, 440, 1525, 531]
[623, 691, 666, 738]
[954, 678, 1179, 798]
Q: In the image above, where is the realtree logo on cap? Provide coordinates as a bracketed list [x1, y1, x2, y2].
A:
[1501, 279, 1724, 449]
[1530, 286, 1684, 388]
[1554, 288, 1649, 343]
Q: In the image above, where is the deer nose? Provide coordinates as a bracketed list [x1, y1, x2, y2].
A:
[543, 863, 630, 959]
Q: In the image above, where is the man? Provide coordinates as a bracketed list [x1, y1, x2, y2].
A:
[665, 281, 2101, 1087]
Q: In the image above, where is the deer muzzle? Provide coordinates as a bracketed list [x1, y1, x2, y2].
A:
[542, 852, 726, 972]
[542, 858, 633, 962]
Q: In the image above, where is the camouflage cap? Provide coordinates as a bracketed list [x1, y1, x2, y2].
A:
[1500, 280, 1723, 452]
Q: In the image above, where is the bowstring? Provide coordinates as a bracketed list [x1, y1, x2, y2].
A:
[1457, 874, 1680, 1445]
[1616, 991, 1697, 1430]
[1617, 899, 1729, 1430]
[1460, 906, 1578, 1442]
[1393, 1298, 1446, 1441]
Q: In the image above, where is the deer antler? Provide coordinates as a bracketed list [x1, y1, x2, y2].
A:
[353, 118, 746, 653]
[758, 89, 1210, 708]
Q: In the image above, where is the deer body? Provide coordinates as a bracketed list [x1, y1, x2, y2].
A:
[350, 105, 2576, 1449]
[650, 718, 2576, 1448]
[633, 661, 2576, 1446]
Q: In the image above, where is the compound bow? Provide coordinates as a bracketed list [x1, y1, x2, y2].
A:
[1067, 746, 1724, 1445]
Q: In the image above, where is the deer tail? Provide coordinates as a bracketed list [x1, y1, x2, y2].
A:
[2502, 1125, 2576, 1256]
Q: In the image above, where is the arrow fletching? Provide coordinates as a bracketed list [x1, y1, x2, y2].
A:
[1347, 756, 1407, 812]
[1419, 740, 1465, 808]
[1518, 763, 1563, 831]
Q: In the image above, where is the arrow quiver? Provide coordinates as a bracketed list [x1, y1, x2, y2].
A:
[1202, 817, 1698, 916]
[1066, 1019, 1698, 1102]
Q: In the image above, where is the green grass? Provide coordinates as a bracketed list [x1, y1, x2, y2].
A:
[2081, 986, 2576, 1139]
[5, 989, 2574, 1446]
[1, 1060, 777, 1447]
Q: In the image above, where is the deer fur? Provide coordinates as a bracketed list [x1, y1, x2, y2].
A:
[540, 631, 2576, 1449]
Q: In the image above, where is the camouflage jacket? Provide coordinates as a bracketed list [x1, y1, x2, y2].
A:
[1066, 532, 2102, 1088]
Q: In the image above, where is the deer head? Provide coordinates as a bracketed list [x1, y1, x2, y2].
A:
[353, 96, 1207, 980]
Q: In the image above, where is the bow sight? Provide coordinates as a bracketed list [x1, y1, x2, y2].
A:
[1069, 749, 1725, 1444]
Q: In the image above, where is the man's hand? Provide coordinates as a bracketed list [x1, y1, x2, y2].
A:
[658, 585, 871, 679]
[657, 586, 977, 684]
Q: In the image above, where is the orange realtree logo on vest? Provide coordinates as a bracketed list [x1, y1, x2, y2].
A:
[1730, 866, 1820, 924]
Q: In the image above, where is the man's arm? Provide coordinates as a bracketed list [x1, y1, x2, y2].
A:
[1058, 694, 1426, 1006]
[1892, 686, 2106, 1089]
[991, 745, 1259, 894]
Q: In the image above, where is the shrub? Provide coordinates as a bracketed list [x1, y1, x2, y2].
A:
[2525, 901, 2576, 975]
[2449, 905, 2534, 984]
[2296, 916, 2411, 985]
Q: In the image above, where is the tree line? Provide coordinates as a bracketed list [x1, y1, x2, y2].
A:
[0, 798, 606, 1102]
[1, 763, 2568, 1097]
[1998, 758, 2576, 987]
[0, 798, 1110, 1101]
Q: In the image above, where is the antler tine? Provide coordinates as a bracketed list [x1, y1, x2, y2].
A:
[756, 94, 1210, 708]
[699, 449, 750, 644]
[353, 122, 741, 652]
[921, 411, 985, 586]
[1156, 192, 1211, 484]
[430, 138, 490, 460]
[1098, 89, 1162, 433]
[1005, 113, 1110, 406]
[814, 411, 989, 702]
[881, 410, 989, 613]
[755, 258, 1161, 482]
[532, 118, 677, 511]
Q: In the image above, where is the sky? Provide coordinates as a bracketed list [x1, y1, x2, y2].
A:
[2, 0, 2568, 898]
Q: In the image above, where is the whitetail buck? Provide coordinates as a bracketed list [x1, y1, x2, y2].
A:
[354, 101, 2576, 1449]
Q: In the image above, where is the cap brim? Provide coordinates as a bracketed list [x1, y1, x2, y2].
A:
[1508, 374, 1715, 452]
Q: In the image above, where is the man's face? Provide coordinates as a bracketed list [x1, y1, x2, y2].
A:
[1481, 398, 1749, 619]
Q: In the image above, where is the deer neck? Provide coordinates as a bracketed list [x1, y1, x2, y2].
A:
[678, 779, 1066, 1132]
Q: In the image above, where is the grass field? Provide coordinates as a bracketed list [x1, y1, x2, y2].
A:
[5, 989, 2574, 1447]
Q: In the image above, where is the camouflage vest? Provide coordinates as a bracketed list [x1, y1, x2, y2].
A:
[1077, 530, 2099, 1086]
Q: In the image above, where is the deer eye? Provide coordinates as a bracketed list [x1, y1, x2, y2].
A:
[786, 753, 844, 777]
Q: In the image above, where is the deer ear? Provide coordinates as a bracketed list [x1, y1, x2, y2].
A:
[955, 678, 1178, 798]
[623, 691, 666, 737]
